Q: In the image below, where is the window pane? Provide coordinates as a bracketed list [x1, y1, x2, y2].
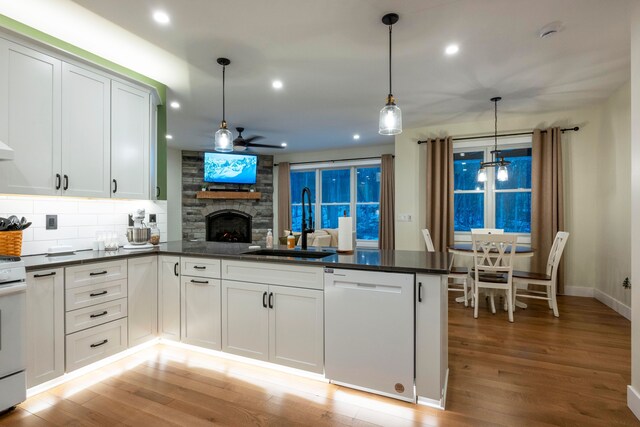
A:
[454, 193, 484, 231]
[321, 204, 350, 228]
[495, 192, 531, 233]
[291, 205, 316, 232]
[322, 169, 350, 203]
[454, 151, 484, 191]
[356, 204, 379, 240]
[495, 148, 532, 190]
[356, 167, 380, 203]
[291, 171, 315, 204]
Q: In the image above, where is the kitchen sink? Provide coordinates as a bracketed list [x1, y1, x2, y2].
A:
[242, 249, 336, 259]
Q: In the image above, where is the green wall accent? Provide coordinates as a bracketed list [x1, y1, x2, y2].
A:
[0, 14, 168, 200]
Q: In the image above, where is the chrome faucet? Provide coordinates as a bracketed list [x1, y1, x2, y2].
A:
[301, 186, 314, 250]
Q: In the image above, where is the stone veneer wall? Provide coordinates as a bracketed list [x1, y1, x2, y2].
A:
[182, 151, 274, 246]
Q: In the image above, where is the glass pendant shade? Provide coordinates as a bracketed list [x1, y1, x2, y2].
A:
[214, 126, 233, 152]
[379, 103, 402, 135]
[497, 164, 509, 182]
[477, 167, 488, 183]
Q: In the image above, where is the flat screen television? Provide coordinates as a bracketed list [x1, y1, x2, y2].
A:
[204, 152, 258, 184]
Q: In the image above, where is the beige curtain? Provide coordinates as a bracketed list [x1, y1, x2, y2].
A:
[277, 162, 291, 237]
[531, 128, 565, 293]
[379, 154, 395, 250]
[425, 137, 454, 251]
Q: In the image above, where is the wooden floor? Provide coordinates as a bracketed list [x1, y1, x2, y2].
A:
[1, 295, 637, 426]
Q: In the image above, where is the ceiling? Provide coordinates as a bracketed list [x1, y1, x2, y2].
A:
[68, 0, 631, 153]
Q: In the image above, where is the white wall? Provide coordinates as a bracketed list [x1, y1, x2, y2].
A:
[0, 195, 167, 255]
[166, 147, 182, 241]
[272, 143, 394, 238]
[394, 104, 612, 293]
[594, 82, 631, 314]
[629, 1, 640, 419]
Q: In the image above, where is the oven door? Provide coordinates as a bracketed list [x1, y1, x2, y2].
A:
[0, 282, 26, 378]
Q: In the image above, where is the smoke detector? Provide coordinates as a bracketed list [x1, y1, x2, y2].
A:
[538, 21, 564, 38]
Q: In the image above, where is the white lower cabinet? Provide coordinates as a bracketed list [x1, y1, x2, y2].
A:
[221, 281, 269, 360]
[65, 318, 128, 372]
[181, 276, 221, 350]
[158, 256, 180, 341]
[221, 280, 324, 373]
[415, 274, 449, 407]
[128, 256, 158, 347]
[26, 269, 64, 388]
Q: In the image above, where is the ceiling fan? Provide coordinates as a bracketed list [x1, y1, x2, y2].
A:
[233, 127, 284, 151]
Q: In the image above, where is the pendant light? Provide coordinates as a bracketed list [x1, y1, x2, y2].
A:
[379, 13, 402, 135]
[477, 97, 510, 182]
[214, 57, 233, 152]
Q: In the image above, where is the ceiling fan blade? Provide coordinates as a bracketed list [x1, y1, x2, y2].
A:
[243, 135, 265, 144]
[246, 142, 285, 149]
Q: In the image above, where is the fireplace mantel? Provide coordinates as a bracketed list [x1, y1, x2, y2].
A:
[196, 191, 262, 200]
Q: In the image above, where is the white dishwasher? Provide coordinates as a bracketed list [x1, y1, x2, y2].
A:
[324, 268, 415, 402]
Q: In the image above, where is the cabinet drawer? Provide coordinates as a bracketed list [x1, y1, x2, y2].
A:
[181, 257, 221, 279]
[65, 318, 128, 372]
[65, 297, 128, 334]
[65, 279, 127, 311]
[65, 260, 127, 289]
[222, 260, 323, 290]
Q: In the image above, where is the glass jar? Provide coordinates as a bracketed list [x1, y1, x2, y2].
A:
[149, 222, 160, 245]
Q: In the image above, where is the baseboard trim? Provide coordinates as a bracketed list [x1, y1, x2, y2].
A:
[562, 286, 594, 297]
[594, 289, 631, 320]
[628, 386, 640, 421]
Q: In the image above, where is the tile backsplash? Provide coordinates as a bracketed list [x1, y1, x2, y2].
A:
[0, 195, 168, 256]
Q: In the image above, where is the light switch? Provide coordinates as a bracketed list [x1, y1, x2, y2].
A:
[397, 214, 412, 222]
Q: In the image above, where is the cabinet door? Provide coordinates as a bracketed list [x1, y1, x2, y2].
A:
[181, 277, 221, 350]
[128, 256, 158, 347]
[158, 256, 180, 341]
[415, 274, 448, 408]
[0, 41, 61, 195]
[111, 81, 150, 200]
[221, 280, 268, 360]
[61, 63, 111, 198]
[268, 285, 324, 373]
[26, 269, 64, 387]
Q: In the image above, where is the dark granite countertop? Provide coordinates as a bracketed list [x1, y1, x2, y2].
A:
[22, 241, 452, 275]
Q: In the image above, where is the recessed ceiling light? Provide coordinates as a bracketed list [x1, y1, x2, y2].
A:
[353, 134, 360, 140]
[445, 44, 459, 56]
[281, 142, 287, 147]
[166, 134, 173, 140]
[170, 101, 180, 109]
[272, 80, 283, 89]
[153, 10, 170, 25]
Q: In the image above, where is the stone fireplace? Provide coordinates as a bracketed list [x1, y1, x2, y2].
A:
[181, 152, 274, 246]
[206, 209, 252, 243]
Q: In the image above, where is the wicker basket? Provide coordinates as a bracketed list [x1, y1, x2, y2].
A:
[0, 230, 23, 256]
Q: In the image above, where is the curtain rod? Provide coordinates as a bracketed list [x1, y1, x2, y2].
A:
[274, 155, 393, 167]
[416, 126, 579, 144]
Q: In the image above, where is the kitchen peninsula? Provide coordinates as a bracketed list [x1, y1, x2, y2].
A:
[22, 242, 452, 409]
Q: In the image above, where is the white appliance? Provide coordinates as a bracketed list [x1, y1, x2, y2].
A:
[0, 256, 26, 412]
[324, 268, 415, 402]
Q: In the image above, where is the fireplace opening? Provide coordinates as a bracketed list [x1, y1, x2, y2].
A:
[206, 209, 252, 243]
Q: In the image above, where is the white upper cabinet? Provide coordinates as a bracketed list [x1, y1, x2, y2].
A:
[0, 40, 61, 195]
[61, 63, 111, 198]
[111, 81, 150, 200]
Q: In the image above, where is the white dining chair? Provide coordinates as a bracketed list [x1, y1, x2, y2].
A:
[470, 228, 504, 235]
[422, 229, 473, 307]
[512, 231, 569, 317]
[469, 233, 517, 322]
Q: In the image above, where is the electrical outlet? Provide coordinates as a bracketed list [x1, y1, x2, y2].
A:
[149, 214, 157, 223]
[397, 213, 412, 222]
[46, 215, 57, 230]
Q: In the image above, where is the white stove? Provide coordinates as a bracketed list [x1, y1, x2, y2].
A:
[0, 256, 26, 413]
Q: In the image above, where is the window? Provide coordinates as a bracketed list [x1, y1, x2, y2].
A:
[453, 136, 532, 238]
[290, 161, 381, 245]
